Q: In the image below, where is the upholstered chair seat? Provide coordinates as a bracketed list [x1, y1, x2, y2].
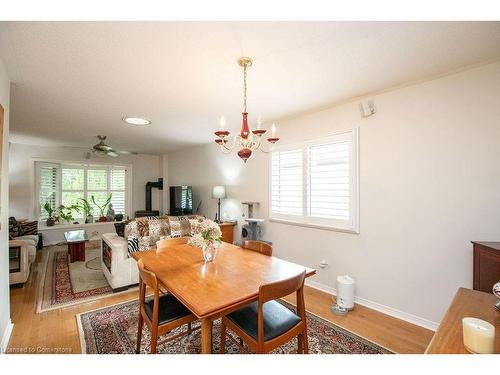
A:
[143, 294, 192, 325]
[226, 300, 301, 341]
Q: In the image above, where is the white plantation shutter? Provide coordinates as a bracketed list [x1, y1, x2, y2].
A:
[38, 162, 59, 219]
[271, 149, 303, 217]
[308, 141, 350, 220]
[110, 168, 127, 214]
[270, 129, 359, 233]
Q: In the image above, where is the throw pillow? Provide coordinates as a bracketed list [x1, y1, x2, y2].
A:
[127, 236, 139, 254]
[114, 222, 127, 237]
[20, 220, 38, 235]
[9, 217, 24, 239]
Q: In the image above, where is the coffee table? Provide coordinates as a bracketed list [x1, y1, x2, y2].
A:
[64, 230, 88, 263]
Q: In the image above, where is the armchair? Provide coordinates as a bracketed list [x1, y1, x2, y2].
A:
[9, 240, 31, 287]
[9, 217, 43, 251]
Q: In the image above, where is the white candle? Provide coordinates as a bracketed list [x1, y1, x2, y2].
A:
[257, 116, 262, 130]
[219, 116, 226, 130]
[271, 123, 277, 136]
[462, 317, 495, 354]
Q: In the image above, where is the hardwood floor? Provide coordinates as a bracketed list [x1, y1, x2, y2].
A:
[283, 286, 434, 353]
[7, 249, 434, 354]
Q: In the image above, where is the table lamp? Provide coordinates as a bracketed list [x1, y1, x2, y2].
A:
[212, 186, 226, 223]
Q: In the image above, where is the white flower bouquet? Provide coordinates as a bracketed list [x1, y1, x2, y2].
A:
[188, 219, 222, 262]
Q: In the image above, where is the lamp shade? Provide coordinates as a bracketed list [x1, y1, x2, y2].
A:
[212, 185, 226, 199]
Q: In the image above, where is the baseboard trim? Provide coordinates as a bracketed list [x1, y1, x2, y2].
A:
[305, 279, 439, 332]
[0, 319, 14, 354]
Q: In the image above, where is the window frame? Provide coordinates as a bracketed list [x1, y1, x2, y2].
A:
[269, 128, 359, 234]
[33, 159, 133, 221]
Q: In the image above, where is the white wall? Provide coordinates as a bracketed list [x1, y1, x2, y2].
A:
[0, 58, 12, 352]
[9, 144, 163, 220]
[168, 61, 500, 328]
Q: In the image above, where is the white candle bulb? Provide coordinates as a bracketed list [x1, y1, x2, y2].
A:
[257, 116, 262, 129]
[220, 116, 226, 130]
[271, 123, 277, 136]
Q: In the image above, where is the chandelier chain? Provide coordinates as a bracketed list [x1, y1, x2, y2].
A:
[243, 64, 247, 113]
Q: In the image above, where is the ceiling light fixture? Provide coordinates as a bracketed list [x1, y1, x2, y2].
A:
[214, 57, 279, 163]
[122, 116, 151, 126]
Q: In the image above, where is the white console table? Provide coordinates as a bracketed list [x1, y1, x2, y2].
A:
[39, 221, 120, 245]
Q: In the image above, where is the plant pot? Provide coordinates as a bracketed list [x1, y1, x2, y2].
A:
[46, 217, 55, 227]
[114, 214, 124, 222]
[98, 216, 107, 222]
[85, 215, 94, 224]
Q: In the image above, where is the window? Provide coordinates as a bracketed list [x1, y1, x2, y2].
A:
[270, 129, 359, 233]
[37, 162, 59, 220]
[35, 161, 130, 220]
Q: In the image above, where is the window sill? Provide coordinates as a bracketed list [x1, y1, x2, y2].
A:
[269, 218, 359, 234]
[38, 221, 122, 231]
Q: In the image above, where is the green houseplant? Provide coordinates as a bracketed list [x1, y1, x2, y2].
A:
[43, 201, 56, 226]
[79, 198, 94, 224]
[92, 193, 112, 222]
[57, 204, 80, 223]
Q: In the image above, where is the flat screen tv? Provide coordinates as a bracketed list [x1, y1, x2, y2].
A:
[169, 185, 193, 216]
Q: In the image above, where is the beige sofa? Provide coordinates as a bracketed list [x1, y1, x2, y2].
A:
[101, 215, 206, 291]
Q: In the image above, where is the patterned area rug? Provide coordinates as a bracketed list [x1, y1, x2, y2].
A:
[37, 241, 116, 313]
[77, 299, 392, 354]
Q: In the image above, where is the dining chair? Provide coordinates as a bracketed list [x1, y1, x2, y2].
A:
[136, 258, 197, 354]
[241, 240, 273, 256]
[219, 270, 308, 354]
[156, 236, 189, 251]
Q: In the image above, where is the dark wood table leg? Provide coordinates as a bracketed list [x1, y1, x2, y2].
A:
[201, 318, 213, 354]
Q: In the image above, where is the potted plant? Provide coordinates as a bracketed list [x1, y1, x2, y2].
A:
[43, 202, 56, 226]
[92, 193, 112, 222]
[79, 198, 94, 224]
[57, 204, 80, 224]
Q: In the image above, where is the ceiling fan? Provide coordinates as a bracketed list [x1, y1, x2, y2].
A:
[85, 135, 137, 159]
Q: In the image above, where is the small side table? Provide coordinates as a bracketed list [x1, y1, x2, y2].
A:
[219, 222, 237, 244]
[65, 230, 88, 263]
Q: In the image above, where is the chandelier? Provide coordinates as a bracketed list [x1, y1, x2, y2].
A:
[214, 57, 279, 163]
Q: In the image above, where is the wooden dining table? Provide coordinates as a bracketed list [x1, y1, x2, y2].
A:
[131, 242, 316, 353]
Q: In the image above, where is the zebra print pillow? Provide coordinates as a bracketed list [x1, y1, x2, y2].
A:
[127, 236, 139, 254]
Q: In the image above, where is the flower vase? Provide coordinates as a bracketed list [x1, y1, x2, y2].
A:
[202, 244, 216, 263]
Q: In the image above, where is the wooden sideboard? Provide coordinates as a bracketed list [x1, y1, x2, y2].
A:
[472, 241, 500, 293]
[219, 222, 237, 244]
[426, 288, 500, 353]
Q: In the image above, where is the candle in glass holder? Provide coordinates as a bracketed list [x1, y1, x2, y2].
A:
[462, 317, 495, 354]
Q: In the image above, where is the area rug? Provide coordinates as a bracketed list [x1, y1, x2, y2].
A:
[37, 241, 120, 313]
[77, 299, 392, 354]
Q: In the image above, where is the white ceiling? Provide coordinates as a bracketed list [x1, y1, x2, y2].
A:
[2, 21, 500, 154]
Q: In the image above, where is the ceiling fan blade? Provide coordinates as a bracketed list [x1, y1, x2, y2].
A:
[107, 150, 119, 157]
[116, 150, 137, 155]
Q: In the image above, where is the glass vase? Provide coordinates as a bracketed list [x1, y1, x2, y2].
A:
[202, 244, 216, 263]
